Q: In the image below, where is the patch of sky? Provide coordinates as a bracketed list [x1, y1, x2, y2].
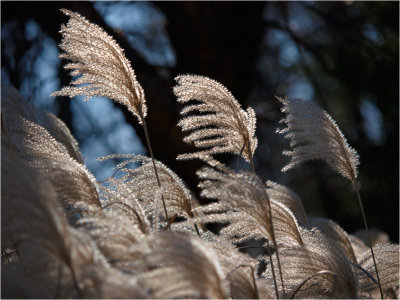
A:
[25, 19, 40, 41]
[360, 98, 385, 146]
[70, 99, 93, 138]
[80, 136, 117, 181]
[106, 123, 141, 154]
[32, 38, 60, 114]
[71, 97, 145, 180]
[279, 40, 299, 67]
[267, 29, 290, 47]
[15, 19, 61, 114]
[285, 78, 315, 101]
[265, 29, 300, 68]
[264, 2, 321, 36]
[72, 96, 121, 132]
[287, 2, 322, 36]
[94, 1, 176, 67]
[362, 23, 384, 46]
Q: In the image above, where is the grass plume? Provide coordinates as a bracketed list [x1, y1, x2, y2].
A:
[51, 9, 169, 222]
[277, 96, 383, 298]
[174, 75, 257, 171]
[2, 9, 398, 299]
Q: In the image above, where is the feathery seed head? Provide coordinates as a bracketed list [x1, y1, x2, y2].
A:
[51, 9, 147, 124]
[277, 96, 360, 182]
[174, 75, 258, 163]
[98, 154, 194, 220]
[197, 167, 275, 242]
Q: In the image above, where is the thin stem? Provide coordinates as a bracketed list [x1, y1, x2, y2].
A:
[349, 262, 379, 287]
[291, 270, 337, 299]
[140, 115, 169, 222]
[226, 264, 259, 299]
[189, 197, 202, 237]
[68, 264, 82, 298]
[266, 239, 280, 299]
[193, 223, 201, 237]
[2, 249, 16, 264]
[237, 140, 247, 171]
[262, 174, 286, 298]
[247, 139, 284, 297]
[236, 245, 266, 251]
[103, 201, 149, 234]
[165, 213, 178, 230]
[353, 183, 383, 299]
[97, 169, 119, 183]
[247, 141, 256, 173]
[267, 206, 286, 299]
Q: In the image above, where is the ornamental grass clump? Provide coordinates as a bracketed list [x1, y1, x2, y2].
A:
[2, 9, 398, 299]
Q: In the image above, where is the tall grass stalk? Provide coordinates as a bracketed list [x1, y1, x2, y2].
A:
[140, 114, 169, 222]
[353, 183, 383, 299]
[248, 141, 286, 299]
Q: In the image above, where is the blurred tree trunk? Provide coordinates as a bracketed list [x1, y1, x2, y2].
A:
[156, 2, 265, 101]
[153, 2, 266, 194]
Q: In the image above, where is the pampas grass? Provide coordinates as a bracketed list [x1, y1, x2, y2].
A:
[2, 9, 398, 299]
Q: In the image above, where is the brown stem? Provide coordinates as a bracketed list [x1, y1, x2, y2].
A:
[263, 179, 286, 298]
[247, 140, 256, 174]
[103, 201, 149, 234]
[2, 249, 16, 264]
[237, 139, 247, 171]
[247, 139, 283, 298]
[267, 208, 286, 299]
[261, 171, 286, 298]
[165, 213, 178, 230]
[140, 114, 169, 223]
[189, 197, 202, 237]
[68, 263, 82, 298]
[291, 270, 337, 299]
[350, 262, 379, 287]
[265, 239, 280, 299]
[353, 182, 383, 299]
[226, 264, 259, 299]
[193, 223, 201, 237]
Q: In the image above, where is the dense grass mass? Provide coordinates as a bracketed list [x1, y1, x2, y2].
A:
[2, 9, 399, 299]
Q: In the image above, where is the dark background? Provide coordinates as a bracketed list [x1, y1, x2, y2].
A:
[2, 1, 398, 242]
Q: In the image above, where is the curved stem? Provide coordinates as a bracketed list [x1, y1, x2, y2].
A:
[97, 168, 119, 183]
[291, 270, 337, 299]
[266, 239, 280, 299]
[350, 262, 379, 287]
[247, 139, 284, 297]
[140, 115, 169, 223]
[68, 264, 82, 298]
[226, 264, 259, 299]
[103, 201, 148, 234]
[353, 182, 383, 299]
[237, 139, 247, 171]
[189, 197, 202, 237]
[265, 197, 286, 298]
